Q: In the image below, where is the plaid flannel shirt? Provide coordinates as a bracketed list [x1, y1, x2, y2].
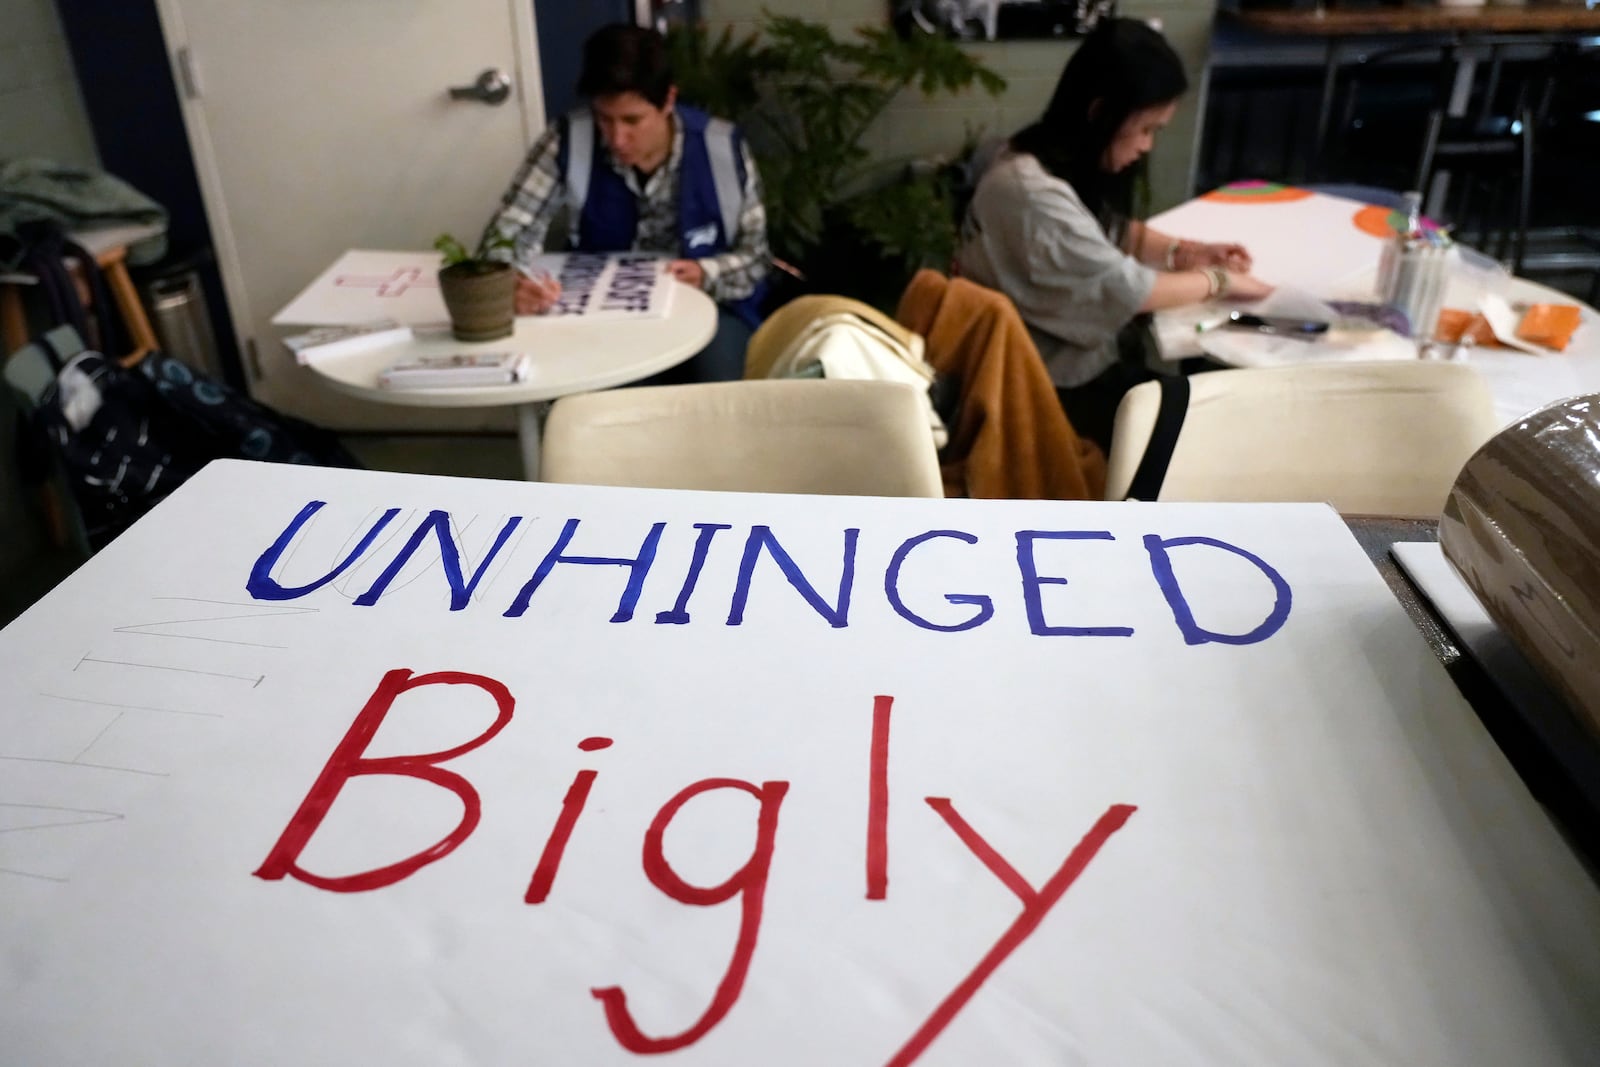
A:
[481, 113, 770, 304]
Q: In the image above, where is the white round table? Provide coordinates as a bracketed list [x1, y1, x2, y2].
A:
[1169, 273, 1600, 429]
[1147, 188, 1600, 428]
[1444, 277, 1600, 427]
[303, 284, 717, 478]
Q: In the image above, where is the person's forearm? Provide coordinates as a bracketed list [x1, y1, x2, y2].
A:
[698, 247, 769, 302]
[1134, 232, 1254, 273]
[1137, 269, 1227, 312]
[699, 144, 772, 303]
[698, 191, 771, 303]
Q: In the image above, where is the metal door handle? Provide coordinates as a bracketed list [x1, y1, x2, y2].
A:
[448, 69, 512, 105]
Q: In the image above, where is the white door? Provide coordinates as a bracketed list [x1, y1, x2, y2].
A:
[155, 0, 544, 431]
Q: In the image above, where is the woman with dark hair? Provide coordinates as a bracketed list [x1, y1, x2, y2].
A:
[955, 18, 1271, 449]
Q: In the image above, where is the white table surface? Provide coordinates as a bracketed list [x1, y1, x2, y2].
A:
[1149, 188, 1600, 428]
[279, 252, 717, 478]
[302, 294, 717, 409]
[1429, 277, 1600, 427]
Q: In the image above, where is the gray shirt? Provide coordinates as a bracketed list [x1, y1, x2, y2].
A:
[955, 151, 1155, 388]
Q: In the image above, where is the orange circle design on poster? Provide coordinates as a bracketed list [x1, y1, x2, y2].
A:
[1201, 181, 1314, 204]
[1353, 204, 1401, 239]
[1352, 204, 1442, 239]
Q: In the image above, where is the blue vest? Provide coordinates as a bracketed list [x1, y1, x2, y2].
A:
[559, 104, 765, 327]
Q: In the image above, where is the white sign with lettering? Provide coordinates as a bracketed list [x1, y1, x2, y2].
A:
[3, 461, 1597, 1064]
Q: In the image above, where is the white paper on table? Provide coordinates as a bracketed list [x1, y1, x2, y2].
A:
[1148, 190, 1385, 293]
[272, 250, 451, 327]
[1189, 287, 1415, 367]
[1390, 543, 1532, 676]
[1196, 327, 1417, 368]
[1151, 303, 1219, 361]
[1155, 288, 1334, 362]
[1389, 542, 1597, 765]
[1479, 294, 1554, 355]
[527, 252, 677, 322]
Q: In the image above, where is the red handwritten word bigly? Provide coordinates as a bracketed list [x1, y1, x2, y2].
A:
[255, 678, 1136, 1062]
[246, 501, 1293, 646]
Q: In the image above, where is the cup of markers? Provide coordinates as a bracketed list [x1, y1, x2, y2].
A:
[1377, 193, 1454, 352]
[1391, 232, 1454, 348]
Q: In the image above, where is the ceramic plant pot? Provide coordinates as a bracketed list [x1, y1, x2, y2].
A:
[438, 260, 516, 342]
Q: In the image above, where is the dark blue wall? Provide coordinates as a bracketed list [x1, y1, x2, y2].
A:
[53, 0, 241, 387]
[533, 0, 632, 120]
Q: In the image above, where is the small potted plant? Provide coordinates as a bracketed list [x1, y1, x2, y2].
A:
[434, 233, 516, 342]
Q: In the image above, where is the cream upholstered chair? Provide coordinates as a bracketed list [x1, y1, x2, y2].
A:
[540, 379, 944, 497]
[1103, 362, 1501, 517]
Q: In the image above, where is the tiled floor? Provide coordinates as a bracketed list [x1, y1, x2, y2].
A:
[340, 432, 523, 482]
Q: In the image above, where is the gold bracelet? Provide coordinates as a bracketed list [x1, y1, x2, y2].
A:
[1201, 266, 1230, 300]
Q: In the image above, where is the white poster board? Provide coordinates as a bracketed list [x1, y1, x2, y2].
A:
[1149, 185, 1397, 361]
[272, 251, 676, 328]
[271, 250, 451, 327]
[1149, 184, 1387, 295]
[527, 252, 676, 321]
[3, 462, 1598, 1064]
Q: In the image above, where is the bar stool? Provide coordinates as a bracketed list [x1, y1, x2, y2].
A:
[1, 240, 159, 365]
[1317, 39, 1547, 272]
[1519, 38, 1600, 302]
[1417, 100, 1535, 273]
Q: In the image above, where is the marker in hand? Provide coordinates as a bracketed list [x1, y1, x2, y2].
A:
[515, 266, 562, 315]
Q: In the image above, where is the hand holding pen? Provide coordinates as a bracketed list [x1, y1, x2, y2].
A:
[514, 266, 562, 315]
[666, 259, 705, 288]
[1198, 242, 1253, 273]
[1167, 239, 1254, 274]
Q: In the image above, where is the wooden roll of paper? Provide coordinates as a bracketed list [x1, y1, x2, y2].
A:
[1440, 395, 1600, 736]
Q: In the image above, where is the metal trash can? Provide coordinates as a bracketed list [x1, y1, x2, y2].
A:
[144, 270, 221, 379]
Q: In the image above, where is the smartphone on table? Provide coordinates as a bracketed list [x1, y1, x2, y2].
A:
[1226, 312, 1329, 336]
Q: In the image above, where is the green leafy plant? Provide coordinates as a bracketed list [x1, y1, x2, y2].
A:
[433, 233, 516, 341]
[434, 232, 515, 273]
[667, 16, 1004, 302]
[433, 233, 474, 268]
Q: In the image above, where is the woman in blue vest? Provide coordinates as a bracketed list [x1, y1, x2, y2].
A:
[481, 23, 770, 383]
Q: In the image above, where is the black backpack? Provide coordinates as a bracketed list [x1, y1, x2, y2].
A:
[11, 224, 361, 550]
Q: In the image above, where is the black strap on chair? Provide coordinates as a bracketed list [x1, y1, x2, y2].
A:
[16, 220, 128, 362]
[10, 332, 70, 490]
[1124, 374, 1189, 501]
[32, 330, 70, 374]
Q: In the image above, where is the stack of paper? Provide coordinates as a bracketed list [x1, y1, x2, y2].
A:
[377, 351, 529, 390]
[282, 319, 412, 364]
